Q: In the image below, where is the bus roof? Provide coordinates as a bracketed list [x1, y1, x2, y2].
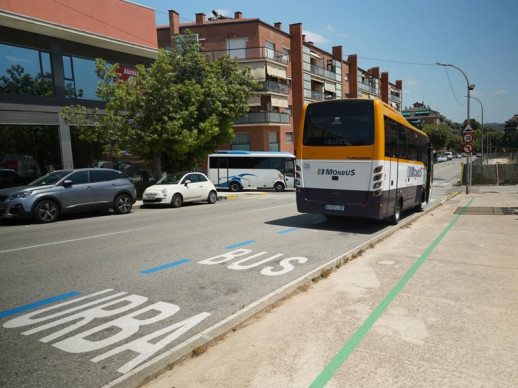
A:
[211, 151, 295, 157]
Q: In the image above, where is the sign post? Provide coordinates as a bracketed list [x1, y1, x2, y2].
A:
[463, 123, 474, 193]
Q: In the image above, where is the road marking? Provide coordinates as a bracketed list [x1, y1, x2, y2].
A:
[141, 259, 191, 274]
[0, 227, 155, 254]
[309, 197, 475, 388]
[225, 240, 255, 249]
[277, 227, 297, 234]
[0, 291, 80, 319]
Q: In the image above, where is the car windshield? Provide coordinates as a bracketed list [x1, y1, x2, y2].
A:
[156, 172, 186, 185]
[28, 171, 71, 186]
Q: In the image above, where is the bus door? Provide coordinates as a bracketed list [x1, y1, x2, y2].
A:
[217, 157, 229, 188]
[384, 157, 399, 218]
[283, 158, 295, 188]
[425, 143, 434, 203]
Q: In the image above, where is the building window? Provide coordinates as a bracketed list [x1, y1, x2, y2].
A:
[63, 55, 103, 100]
[268, 131, 279, 151]
[286, 131, 294, 144]
[265, 41, 275, 59]
[0, 43, 55, 97]
[232, 131, 251, 150]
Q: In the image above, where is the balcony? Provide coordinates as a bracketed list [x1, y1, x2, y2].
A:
[258, 80, 289, 94]
[309, 64, 338, 81]
[234, 112, 290, 125]
[202, 47, 289, 65]
[358, 82, 379, 95]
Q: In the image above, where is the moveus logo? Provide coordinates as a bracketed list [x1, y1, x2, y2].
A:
[407, 166, 424, 178]
[317, 168, 356, 176]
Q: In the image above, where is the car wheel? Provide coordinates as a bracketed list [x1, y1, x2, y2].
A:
[229, 181, 240, 192]
[388, 200, 402, 225]
[114, 193, 132, 214]
[274, 182, 285, 192]
[207, 190, 217, 204]
[171, 193, 183, 208]
[34, 200, 60, 223]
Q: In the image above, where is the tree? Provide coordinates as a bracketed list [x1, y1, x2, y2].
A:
[422, 123, 452, 151]
[61, 33, 259, 177]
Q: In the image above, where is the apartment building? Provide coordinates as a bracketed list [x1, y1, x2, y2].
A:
[402, 102, 454, 130]
[0, 0, 157, 176]
[158, 10, 403, 153]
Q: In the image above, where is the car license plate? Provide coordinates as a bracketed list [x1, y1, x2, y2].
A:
[324, 204, 345, 211]
[144, 193, 156, 199]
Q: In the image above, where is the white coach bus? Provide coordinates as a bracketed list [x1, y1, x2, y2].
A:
[208, 151, 295, 192]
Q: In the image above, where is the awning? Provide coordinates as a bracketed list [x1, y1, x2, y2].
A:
[242, 62, 266, 80]
[266, 62, 287, 79]
[248, 96, 261, 106]
[271, 96, 288, 108]
[324, 80, 336, 92]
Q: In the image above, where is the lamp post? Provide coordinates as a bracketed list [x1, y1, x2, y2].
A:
[467, 95, 484, 165]
[435, 62, 475, 193]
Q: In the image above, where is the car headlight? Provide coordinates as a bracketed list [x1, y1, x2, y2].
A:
[9, 190, 32, 200]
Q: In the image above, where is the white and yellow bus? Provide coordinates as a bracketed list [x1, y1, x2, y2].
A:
[295, 98, 433, 224]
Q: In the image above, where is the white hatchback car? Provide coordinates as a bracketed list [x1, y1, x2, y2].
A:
[142, 172, 217, 208]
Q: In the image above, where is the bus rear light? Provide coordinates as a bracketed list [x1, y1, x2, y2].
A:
[373, 166, 383, 173]
[373, 182, 382, 189]
[296, 172, 301, 178]
[373, 174, 382, 181]
[296, 164, 301, 171]
[373, 189, 382, 196]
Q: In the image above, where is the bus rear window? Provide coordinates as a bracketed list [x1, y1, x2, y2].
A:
[302, 100, 374, 146]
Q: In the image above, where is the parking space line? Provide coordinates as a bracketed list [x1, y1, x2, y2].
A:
[277, 228, 297, 235]
[225, 240, 255, 249]
[0, 291, 80, 319]
[141, 259, 191, 274]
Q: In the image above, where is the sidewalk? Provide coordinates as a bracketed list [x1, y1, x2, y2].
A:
[142, 186, 518, 388]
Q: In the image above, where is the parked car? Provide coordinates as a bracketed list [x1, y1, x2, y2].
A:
[435, 155, 447, 162]
[142, 172, 217, 208]
[0, 169, 32, 189]
[0, 168, 136, 223]
[444, 152, 453, 160]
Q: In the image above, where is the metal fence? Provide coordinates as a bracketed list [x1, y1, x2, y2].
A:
[461, 160, 518, 185]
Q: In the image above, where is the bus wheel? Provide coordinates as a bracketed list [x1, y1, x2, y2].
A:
[229, 181, 240, 192]
[274, 182, 285, 192]
[389, 200, 402, 225]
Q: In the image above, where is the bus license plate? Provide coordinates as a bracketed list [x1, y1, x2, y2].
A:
[324, 204, 345, 211]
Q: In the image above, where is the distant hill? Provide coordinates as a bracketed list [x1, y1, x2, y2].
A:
[484, 122, 505, 131]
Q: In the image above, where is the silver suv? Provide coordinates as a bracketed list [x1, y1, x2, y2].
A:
[0, 168, 136, 223]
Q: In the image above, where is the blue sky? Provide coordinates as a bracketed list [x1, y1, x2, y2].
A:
[134, 0, 517, 125]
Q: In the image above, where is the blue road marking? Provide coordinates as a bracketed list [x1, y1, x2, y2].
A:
[141, 259, 191, 274]
[225, 240, 255, 250]
[0, 291, 80, 319]
[277, 228, 297, 235]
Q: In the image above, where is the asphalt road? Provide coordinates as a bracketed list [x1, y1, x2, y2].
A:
[0, 161, 460, 387]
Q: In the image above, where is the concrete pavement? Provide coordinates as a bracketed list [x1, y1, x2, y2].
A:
[141, 186, 518, 388]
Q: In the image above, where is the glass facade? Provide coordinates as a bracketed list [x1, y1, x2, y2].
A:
[63, 55, 102, 100]
[0, 43, 55, 96]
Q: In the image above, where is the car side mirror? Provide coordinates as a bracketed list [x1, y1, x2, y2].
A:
[63, 179, 73, 187]
[184, 180, 191, 186]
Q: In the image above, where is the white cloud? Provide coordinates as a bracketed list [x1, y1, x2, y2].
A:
[405, 80, 418, 87]
[213, 9, 232, 17]
[302, 30, 330, 45]
[495, 89, 508, 95]
[325, 25, 334, 32]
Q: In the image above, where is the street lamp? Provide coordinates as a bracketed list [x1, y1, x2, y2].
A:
[467, 95, 484, 165]
[435, 62, 475, 193]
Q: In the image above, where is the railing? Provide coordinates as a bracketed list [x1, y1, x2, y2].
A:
[358, 82, 379, 95]
[234, 112, 290, 125]
[309, 64, 337, 80]
[259, 80, 289, 94]
[202, 47, 289, 64]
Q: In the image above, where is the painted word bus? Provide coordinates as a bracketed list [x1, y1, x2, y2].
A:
[295, 98, 433, 224]
[208, 151, 295, 192]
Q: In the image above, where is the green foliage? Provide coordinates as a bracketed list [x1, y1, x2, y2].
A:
[0, 64, 55, 96]
[422, 123, 452, 151]
[60, 32, 259, 177]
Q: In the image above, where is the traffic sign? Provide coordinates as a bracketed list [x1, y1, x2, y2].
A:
[463, 133, 474, 143]
[463, 144, 473, 153]
[463, 123, 474, 133]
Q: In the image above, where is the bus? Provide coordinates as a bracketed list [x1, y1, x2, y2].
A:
[295, 98, 433, 224]
[208, 151, 295, 192]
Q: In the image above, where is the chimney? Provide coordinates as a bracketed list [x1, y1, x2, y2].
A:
[234, 11, 242, 19]
[196, 13, 206, 24]
[302, 35, 306, 42]
[169, 10, 180, 35]
[274, 22, 282, 30]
